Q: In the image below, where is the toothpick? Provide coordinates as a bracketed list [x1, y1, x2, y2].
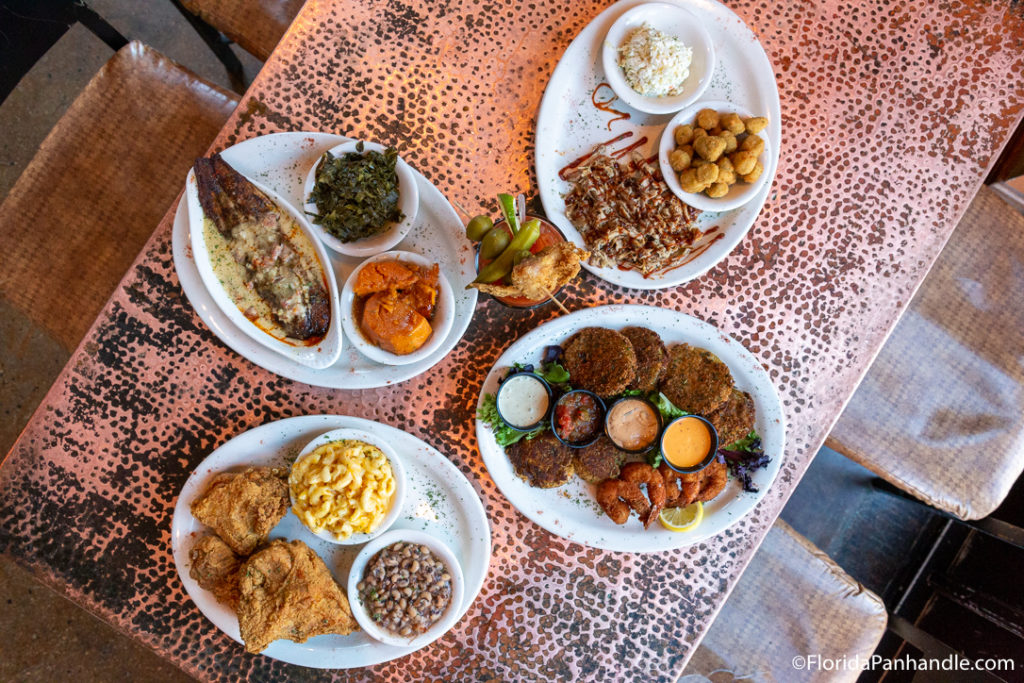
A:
[539, 283, 571, 315]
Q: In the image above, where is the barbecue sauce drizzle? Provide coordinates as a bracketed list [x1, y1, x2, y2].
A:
[592, 83, 631, 130]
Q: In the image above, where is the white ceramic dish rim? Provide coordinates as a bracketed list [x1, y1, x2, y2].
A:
[185, 167, 343, 369]
[302, 140, 419, 257]
[475, 303, 786, 553]
[535, 0, 782, 290]
[600, 1, 715, 114]
[658, 99, 774, 212]
[340, 250, 456, 366]
[346, 528, 466, 649]
[170, 414, 492, 669]
[289, 427, 407, 545]
[170, 132, 479, 388]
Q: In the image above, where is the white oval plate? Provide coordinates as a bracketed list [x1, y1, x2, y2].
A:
[536, 0, 781, 290]
[658, 99, 773, 212]
[185, 167, 343, 369]
[341, 251, 456, 366]
[302, 140, 419, 257]
[475, 304, 785, 552]
[601, 2, 714, 114]
[172, 132, 478, 388]
[171, 414, 491, 669]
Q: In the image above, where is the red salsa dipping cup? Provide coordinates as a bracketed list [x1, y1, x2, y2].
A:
[495, 372, 552, 431]
[475, 215, 567, 309]
[604, 397, 662, 453]
[661, 415, 719, 474]
[551, 390, 605, 448]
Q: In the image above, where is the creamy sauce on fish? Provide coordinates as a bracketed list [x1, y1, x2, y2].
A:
[202, 215, 326, 346]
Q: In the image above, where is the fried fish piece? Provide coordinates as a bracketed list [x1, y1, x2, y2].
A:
[659, 344, 734, 415]
[238, 539, 359, 653]
[190, 467, 289, 556]
[189, 534, 242, 609]
[470, 242, 589, 299]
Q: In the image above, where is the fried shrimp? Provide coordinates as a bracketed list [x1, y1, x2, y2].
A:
[659, 462, 699, 507]
[596, 479, 649, 524]
[663, 460, 729, 506]
[618, 462, 666, 528]
[707, 389, 756, 448]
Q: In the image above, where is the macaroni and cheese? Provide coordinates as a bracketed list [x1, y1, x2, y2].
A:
[289, 439, 396, 539]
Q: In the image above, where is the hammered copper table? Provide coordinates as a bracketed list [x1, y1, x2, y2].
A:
[3, 0, 1024, 680]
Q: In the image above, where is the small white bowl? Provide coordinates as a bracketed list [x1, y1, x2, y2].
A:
[659, 99, 773, 212]
[185, 167, 343, 369]
[289, 428, 406, 545]
[347, 529, 465, 649]
[601, 2, 715, 115]
[341, 251, 455, 366]
[303, 140, 419, 257]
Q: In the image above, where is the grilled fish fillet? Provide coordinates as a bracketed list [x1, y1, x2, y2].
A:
[193, 154, 331, 341]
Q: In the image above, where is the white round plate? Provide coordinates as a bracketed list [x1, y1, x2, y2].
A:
[658, 99, 773, 212]
[171, 415, 491, 669]
[340, 251, 456, 366]
[184, 167, 344, 369]
[302, 140, 419, 257]
[172, 132, 478, 388]
[536, 0, 781, 290]
[475, 304, 785, 552]
[601, 2, 714, 114]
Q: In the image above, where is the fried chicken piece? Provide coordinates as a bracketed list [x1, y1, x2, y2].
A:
[190, 467, 289, 555]
[238, 539, 359, 653]
[189, 534, 242, 609]
[470, 242, 589, 299]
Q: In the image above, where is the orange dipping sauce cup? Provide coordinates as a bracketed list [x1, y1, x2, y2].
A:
[661, 415, 719, 474]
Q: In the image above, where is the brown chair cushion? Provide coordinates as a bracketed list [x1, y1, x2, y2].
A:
[180, 0, 305, 61]
[0, 42, 238, 352]
[827, 187, 1024, 520]
[684, 520, 887, 682]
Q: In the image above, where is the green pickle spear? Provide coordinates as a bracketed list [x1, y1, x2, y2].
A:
[474, 219, 540, 284]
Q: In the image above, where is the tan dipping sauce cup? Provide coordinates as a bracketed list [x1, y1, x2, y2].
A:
[661, 415, 719, 474]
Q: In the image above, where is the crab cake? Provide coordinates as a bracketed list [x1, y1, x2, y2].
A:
[506, 432, 574, 488]
[573, 436, 626, 484]
[561, 327, 637, 398]
[707, 389, 757, 448]
[659, 344, 734, 415]
[621, 326, 668, 392]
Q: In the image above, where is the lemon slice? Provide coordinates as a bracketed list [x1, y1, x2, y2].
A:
[659, 502, 703, 532]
